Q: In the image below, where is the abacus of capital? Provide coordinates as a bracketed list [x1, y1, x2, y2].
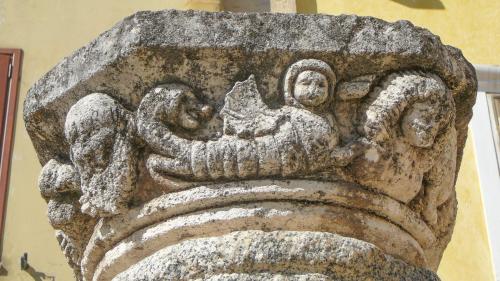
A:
[25, 10, 477, 281]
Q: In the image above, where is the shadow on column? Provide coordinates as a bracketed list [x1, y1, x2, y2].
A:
[390, 0, 445, 9]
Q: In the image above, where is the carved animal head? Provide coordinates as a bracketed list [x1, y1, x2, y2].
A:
[144, 84, 213, 131]
[360, 71, 454, 147]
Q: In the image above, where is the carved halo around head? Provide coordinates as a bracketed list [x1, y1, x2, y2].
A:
[283, 59, 337, 110]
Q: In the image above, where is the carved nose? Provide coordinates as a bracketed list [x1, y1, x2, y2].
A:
[309, 88, 322, 98]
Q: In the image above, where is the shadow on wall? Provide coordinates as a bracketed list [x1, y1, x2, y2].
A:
[24, 265, 55, 281]
[296, 0, 445, 12]
[390, 0, 445, 9]
[0, 263, 7, 276]
[222, 0, 320, 13]
[296, 0, 317, 14]
[222, 0, 271, 12]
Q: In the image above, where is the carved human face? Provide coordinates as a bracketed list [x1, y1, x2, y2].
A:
[66, 98, 121, 175]
[69, 126, 115, 173]
[178, 90, 213, 130]
[401, 101, 440, 148]
[293, 70, 329, 108]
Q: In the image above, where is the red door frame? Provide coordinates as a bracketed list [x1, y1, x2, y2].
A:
[0, 49, 22, 258]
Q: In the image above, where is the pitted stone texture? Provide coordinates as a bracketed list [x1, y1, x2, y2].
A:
[113, 231, 440, 281]
[82, 180, 436, 281]
[38, 159, 96, 278]
[65, 93, 139, 217]
[196, 273, 331, 281]
[25, 9, 476, 281]
[39, 159, 80, 199]
[24, 10, 476, 166]
[141, 75, 364, 183]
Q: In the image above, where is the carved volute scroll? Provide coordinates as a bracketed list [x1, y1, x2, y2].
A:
[25, 10, 476, 281]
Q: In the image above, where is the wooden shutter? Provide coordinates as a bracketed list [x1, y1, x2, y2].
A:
[0, 49, 22, 257]
[0, 55, 11, 151]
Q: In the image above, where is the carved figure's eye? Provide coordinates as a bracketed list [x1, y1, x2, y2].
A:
[298, 79, 310, 86]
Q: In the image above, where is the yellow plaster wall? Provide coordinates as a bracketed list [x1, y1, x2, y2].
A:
[298, 1, 498, 280]
[439, 135, 495, 281]
[0, 1, 220, 280]
[310, 0, 500, 65]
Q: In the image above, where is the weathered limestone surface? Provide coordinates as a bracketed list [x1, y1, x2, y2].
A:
[113, 231, 440, 281]
[24, 9, 476, 281]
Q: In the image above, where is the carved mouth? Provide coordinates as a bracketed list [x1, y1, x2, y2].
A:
[186, 109, 200, 121]
[81, 180, 435, 281]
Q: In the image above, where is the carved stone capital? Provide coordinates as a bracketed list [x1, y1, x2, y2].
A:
[25, 10, 476, 281]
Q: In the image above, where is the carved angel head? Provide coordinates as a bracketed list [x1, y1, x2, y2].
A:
[284, 59, 337, 112]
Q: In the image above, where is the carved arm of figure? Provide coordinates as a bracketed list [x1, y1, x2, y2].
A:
[329, 138, 371, 166]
